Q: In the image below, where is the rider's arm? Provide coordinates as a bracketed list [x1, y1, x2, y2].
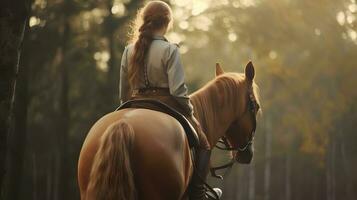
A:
[119, 46, 130, 104]
[166, 44, 194, 116]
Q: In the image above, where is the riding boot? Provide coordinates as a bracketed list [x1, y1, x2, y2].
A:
[189, 149, 222, 200]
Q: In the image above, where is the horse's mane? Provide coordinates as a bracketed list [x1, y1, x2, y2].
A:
[190, 73, 260, 141]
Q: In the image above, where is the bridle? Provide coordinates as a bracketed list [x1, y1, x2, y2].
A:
[210, 87, 259, 179]
[199, 87, 259, 200]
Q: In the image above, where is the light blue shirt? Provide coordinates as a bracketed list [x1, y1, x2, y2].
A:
[119, 35, 194, 115]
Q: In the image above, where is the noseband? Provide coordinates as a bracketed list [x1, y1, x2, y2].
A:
[210, 88, 259, 179]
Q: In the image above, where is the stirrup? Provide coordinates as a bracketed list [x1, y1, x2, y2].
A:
[206, 188, 222, 199]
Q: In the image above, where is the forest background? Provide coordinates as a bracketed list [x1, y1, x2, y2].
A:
[1, 0, 357, 200]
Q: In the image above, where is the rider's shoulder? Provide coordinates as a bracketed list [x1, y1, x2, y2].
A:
[164, 42, 180, 58]
[167, 42, 180, 50]
[169, 42, 180, 50]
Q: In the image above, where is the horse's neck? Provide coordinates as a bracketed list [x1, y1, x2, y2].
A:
[191, 81, 238, 146]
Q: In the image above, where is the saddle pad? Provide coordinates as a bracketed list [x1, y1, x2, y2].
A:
[116, 99, 199, 148]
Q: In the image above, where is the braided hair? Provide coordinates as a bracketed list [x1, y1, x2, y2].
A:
[129, 1, 172, 87]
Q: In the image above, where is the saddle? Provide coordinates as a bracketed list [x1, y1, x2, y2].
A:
[116, 99, 199, 148]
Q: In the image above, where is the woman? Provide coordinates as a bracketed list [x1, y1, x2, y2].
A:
[119, 1, 221, 199]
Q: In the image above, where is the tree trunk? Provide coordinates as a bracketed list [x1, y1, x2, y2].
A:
[46, 154, 55, 200]
[264, 117, 272, 200]
[326, 152, 331, 200]
[5, 23, 30, 200]
[57, 2, 71, 198]
[53, 151, 60, 200]
[248, 162, 255, 200]
[326, 134, 338, 200]
[332, 141, 336, 200]
[235, 166, 243, 200]
[108, 31, 116, 97]
[32, 153, 37, 200]
[0, 0, 29, 193]
[340, 139, 354, 200]
[105, 1, 117, 108]
[326, 138, 332, 200]
[104, 0, 142, 107]
[285, 153, 291, 200]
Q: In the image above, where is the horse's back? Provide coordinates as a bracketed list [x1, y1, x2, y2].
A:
[78, 108, 192, 200]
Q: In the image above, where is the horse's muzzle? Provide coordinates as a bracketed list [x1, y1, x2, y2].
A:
[235, 143, 253, 164]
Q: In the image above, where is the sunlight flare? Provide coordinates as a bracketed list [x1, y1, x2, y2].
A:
[29, 16, 41, 27]
[336, 11, 346, 25]
[228, 32, 238, 42]
[111, 3, 125, 16]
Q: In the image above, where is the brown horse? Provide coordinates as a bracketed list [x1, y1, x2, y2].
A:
[77, 62, 260, 200]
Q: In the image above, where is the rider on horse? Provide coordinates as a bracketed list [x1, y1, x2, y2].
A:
[119, 1, 221, 199]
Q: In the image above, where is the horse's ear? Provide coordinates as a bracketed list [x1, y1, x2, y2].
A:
[216, 63, 224, 76]
[245, 61, 255, 82]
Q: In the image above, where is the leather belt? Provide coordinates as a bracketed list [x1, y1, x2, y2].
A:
[132, 87, 170, 96]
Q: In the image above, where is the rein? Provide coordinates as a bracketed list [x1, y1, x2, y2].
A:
[210, 137, 254, 179]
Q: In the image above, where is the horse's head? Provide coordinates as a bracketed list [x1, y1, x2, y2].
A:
[216, 62, 260, 164]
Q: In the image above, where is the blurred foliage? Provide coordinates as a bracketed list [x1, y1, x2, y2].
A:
[3, 0, 357, 200]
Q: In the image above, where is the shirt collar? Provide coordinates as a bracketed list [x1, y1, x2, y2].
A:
[152, 35, 168, 41]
